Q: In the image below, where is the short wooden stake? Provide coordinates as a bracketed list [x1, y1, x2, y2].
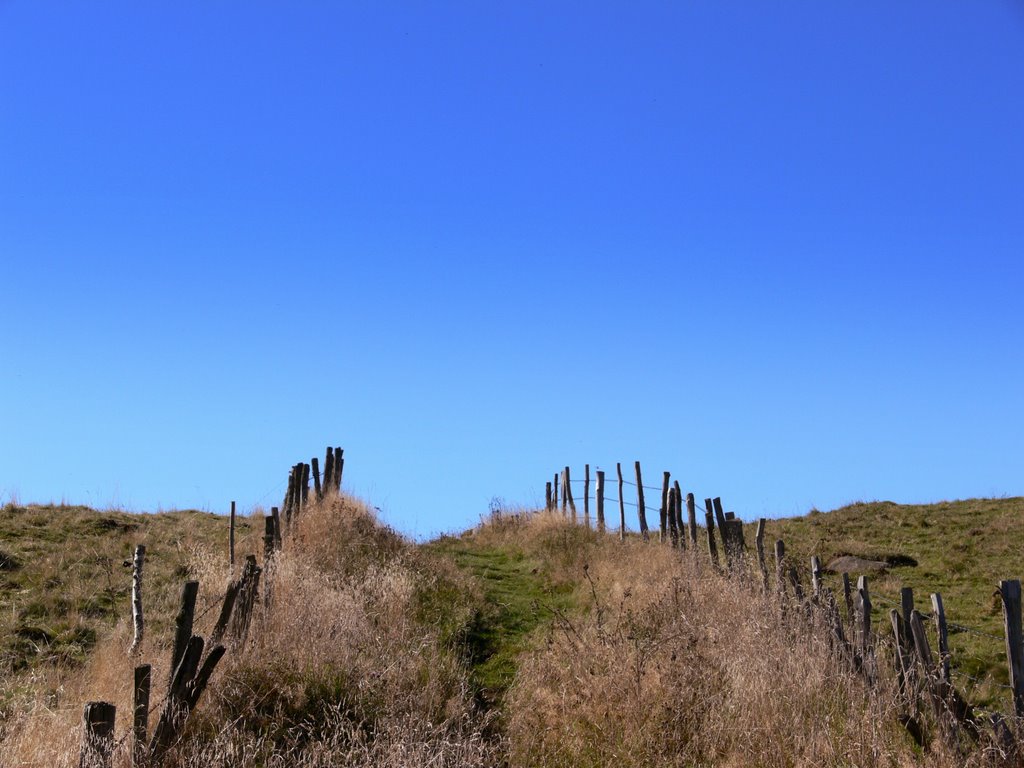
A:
[595, 470, 605, 533]
[133, 664, 151, 767]
[999, 579, 1024, 716]
[634, 462, 649, 540]
[616, 463, 625, 541]
[80, 701, 115, 768]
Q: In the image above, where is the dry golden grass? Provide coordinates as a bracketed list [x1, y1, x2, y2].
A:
[0, 493, 497, 767]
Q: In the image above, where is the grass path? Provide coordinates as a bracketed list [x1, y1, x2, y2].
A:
[423, 535, 576, 706]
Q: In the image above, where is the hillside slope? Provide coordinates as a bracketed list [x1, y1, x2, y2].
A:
[2, 495, 1023, 766]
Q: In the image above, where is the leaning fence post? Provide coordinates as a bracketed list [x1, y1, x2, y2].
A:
[595, 470, 605, 533]
[129, 544, 145, 656]
[616, 463, 625, 541]
[999, 579, 1024, 716]
[133, 664, 151, 767]
[312, 457, 321, 501]
[930, 592, 951, 683]
[80, 701, 115, 768]
[584, 464, 590, 527]
[634, 462, 649, 540]
[169, 581, 198, 686]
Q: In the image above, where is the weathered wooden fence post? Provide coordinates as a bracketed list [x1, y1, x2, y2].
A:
[79, 701, 115, 768]
[659, 471, 670, 543]
[301, 462, 311, 509]
[705, 499, 720, 568]
[686, 493, 697, 549]
[999, 579, 1024, 716]
[564, 466, 577, 522]
[755, 519, 768, 591]
[634, 462, 649, 540]
[553, 472, 560, 512]
[900, 586, 916, 651]
[851, 577, 876, 684]
[312, 457, 321, 500]
[584, 464, 590, 527]
[229, 500, 236, 568]
[930, 592, 951, 683]
[773, 539, 786, 597]
[133, 664, 151, 767]
[616, 463, 626, 541]
[842, 573, 854, 628]
[129, 544, 145, 656]
[595, 470, 605, 533]
[545, 482, 552, 511]
[810, 556, 823, 599]
[334, 447, 344, 490]
[271, 506, 282, 550]
[560, 469, 567, 515]
[169, 581, 198, 686]
[324, 446, 335, 494]
[673, 481, 685, 548]
[667, 485, 678, 546]
[264, 516, 276, 564]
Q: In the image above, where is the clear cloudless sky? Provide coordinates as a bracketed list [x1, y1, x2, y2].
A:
[2, 2, 1023, 537]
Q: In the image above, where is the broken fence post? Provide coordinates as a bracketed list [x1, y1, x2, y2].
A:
[79, 701, 116, 768]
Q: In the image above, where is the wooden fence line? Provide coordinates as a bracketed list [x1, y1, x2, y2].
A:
[541, 459, 1024, 745]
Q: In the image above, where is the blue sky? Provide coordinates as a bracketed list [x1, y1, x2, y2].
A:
[2, 2, 1022, 537]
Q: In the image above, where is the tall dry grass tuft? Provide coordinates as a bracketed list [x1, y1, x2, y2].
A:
[1, 493, 497, 767]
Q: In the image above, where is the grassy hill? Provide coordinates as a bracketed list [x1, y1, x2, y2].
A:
[757, 496, 1024, 708]
[2, 494, 1022, 766]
